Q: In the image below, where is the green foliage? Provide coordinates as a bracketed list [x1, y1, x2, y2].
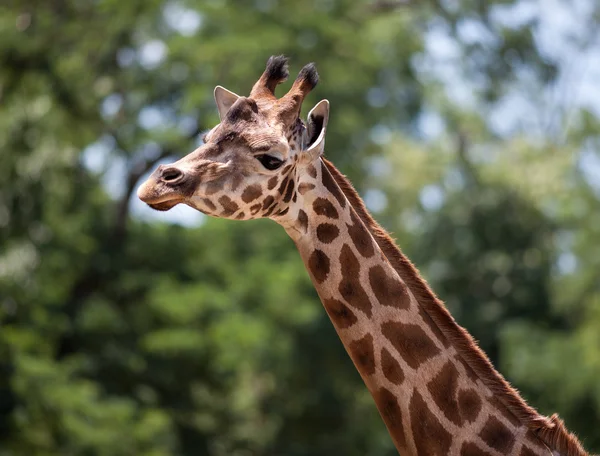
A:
[1, 0, 599, 454]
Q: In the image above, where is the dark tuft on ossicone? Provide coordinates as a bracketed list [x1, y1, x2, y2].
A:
[264, 55, 290, 90]
[296, 63, 319, 90]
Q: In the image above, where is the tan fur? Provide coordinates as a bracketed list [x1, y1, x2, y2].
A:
[322, 158, 589, 456]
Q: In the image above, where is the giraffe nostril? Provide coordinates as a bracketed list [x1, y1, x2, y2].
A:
[161, 167, 183, 183]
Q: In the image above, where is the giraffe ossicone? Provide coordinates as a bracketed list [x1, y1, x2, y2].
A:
[137, 56, 590, 456]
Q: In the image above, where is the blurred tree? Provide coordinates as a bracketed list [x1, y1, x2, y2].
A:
[415, 183, 557, 361]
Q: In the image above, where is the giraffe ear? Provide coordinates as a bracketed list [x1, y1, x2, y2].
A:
[305, 99, 329, 158]
[214, 86, 241, 121]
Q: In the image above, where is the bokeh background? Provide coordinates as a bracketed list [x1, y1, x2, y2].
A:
[1, 0, 599, 454]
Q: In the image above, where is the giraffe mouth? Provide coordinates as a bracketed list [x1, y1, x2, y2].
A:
[148, 199, 182, 211]
[137, 177, 186, 211]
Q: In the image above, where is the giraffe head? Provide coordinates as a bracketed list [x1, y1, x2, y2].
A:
[137, 56, 329, 221]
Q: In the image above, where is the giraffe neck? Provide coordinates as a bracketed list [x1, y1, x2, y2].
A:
[278, 159, 561, 456]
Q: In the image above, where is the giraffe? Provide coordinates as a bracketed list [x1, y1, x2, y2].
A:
[137, 56, 590, 456]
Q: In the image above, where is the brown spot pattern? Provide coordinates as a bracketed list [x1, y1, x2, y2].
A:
[409, 389, 452, 456]
[460, 442, 494, 456]
[202, 198, 216, 212]
[373, 387, 406, 450]
[250, 203, 261, 215]
[262, 195, 274, 210]
[297, 209, 308, 233]
[267, 176, 278, 190]
[427, 361, 463, 426]
[277, 176, 289, 194]
[298, 182, 315, 194]
[321, 161, 346, 208]
[235, 212, 246, 220]
[349, 334, 376, 376]
[307, 164, 317, 178]
[308, 249, 330, 284]
[381, 321, 441, 369]
[381, 347, 404, 385]
[241, 184, 262, 203]
[479, 416, 515, 454]
[419, 306, 450, 348]
[339, 245, 372, 317]
[263, 204, 277, 217]
[313, 197, 338, 219]
[283, 178, 295, 203]
[316, 223, 339, 244]
[218, 195, 239, 216]
[322, 298, 358, 329]
[458, 388, 482, 423]
[368, 265, 410, 309]
[347, 211, 374, 257]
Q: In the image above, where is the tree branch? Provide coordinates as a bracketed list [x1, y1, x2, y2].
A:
[112, 125, 204, 241]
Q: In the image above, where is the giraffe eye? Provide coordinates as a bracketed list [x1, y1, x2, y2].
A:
[256, 154, 283, 170]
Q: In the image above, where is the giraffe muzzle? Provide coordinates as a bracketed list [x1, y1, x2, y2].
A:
[137, 165, 188, 211]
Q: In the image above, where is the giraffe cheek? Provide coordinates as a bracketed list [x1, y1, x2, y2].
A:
[241, 184, 263, 203]
[199, 198, 217, 213]
[217, 195, 239, 217]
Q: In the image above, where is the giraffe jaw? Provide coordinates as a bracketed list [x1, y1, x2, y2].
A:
[147, 199, 182, 211]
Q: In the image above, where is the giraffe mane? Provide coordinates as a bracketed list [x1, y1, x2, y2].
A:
[322, 158, 590, 456]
